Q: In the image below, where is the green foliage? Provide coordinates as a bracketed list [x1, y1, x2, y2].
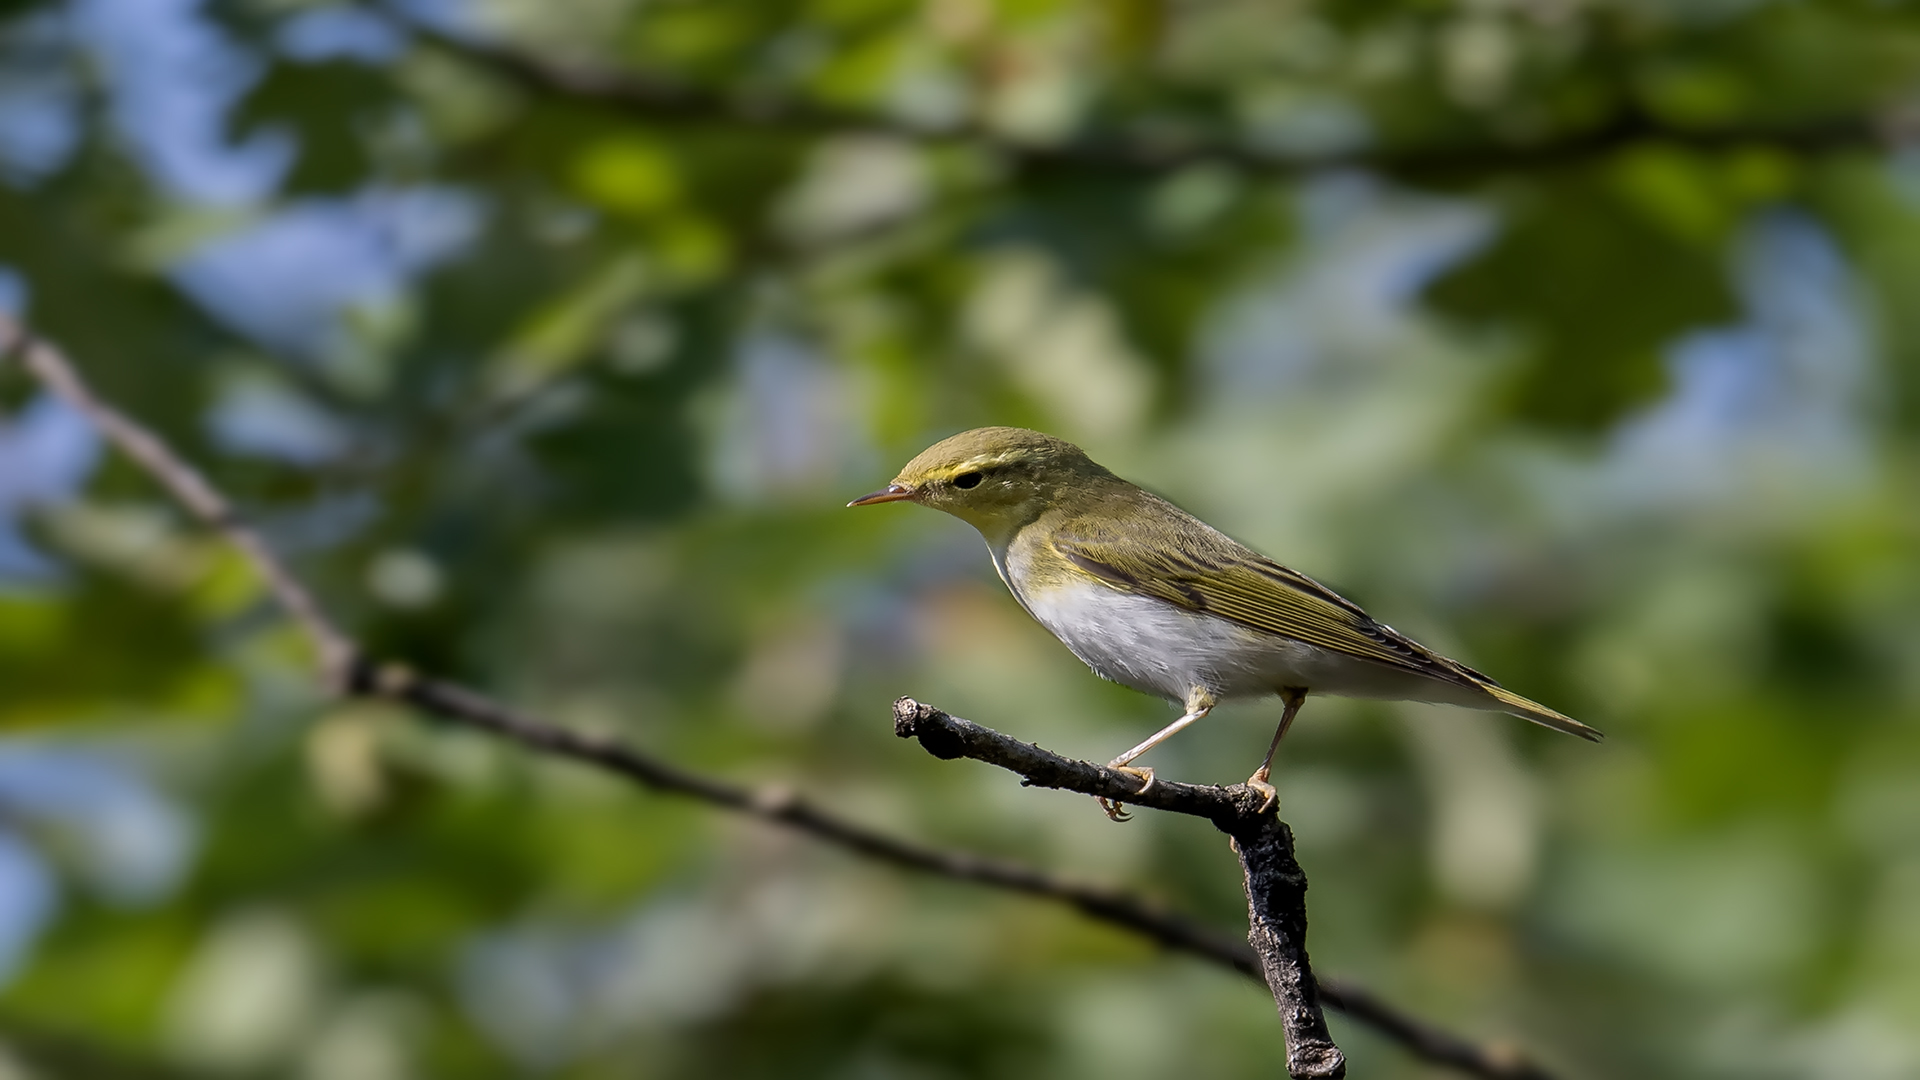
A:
[5, 0, 1920, 1077]
[1427, 165, 1741, 429]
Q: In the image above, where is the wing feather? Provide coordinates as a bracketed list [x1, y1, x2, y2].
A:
[1051, 527, 1481, 689]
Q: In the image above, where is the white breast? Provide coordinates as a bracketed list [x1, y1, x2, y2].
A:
[1025, 576, 1304, 701]
[991, 536, 1321, 702]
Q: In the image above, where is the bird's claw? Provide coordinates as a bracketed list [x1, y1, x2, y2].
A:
[1098, 765, 1155, 822]
[1246, 771, 1279, 814]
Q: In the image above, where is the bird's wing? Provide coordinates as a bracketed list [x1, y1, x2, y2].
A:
[1050, 525, 1483, 688]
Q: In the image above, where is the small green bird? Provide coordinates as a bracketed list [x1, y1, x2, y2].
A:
[851, 427, 1600, 818]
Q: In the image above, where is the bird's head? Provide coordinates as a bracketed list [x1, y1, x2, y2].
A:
[848, 426, 1112, 541]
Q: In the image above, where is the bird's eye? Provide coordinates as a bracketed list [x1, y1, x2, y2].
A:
[952, 471, 984, 490]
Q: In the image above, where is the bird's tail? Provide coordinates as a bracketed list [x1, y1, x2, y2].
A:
[1482, 684, 1604, 742]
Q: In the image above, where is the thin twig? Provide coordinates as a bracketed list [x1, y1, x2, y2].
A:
[395, 13, 1892, 181]
[895, 698, 1344, 1078]
[892, 693, 1262, 821]
[2, 314, 1559, 1080]
[3, 320, 356, 688]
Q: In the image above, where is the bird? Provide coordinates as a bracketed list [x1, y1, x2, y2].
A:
[850, 426, 1601, 819]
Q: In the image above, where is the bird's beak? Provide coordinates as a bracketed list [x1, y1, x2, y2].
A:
[847, 483, 915, 507]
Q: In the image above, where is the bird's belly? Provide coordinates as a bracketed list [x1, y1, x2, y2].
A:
[1019, 578, 1334, 702]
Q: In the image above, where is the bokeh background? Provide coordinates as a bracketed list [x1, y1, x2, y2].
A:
[4, 1, 1920, 1077]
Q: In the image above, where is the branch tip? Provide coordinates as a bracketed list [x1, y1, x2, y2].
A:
[892, 696, 970, 759]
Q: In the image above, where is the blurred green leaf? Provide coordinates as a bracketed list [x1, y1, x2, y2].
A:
[1427, 171, 1739, 430]
[7, 1, 1920, 1076]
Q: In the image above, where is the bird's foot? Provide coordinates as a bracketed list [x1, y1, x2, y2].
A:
[1097, 765, 1155, 821]
[1114, 763, 1155, 794]
[1246, 768, 1278, 814]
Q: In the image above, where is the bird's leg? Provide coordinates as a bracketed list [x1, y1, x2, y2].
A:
[1099, 689, 1215, 820]
[1247, 687, 1307, 814]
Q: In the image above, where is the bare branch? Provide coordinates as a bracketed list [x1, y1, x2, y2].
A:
[895, 698, 1343, 1078]
[893, 694, 1263, 821]
[397, 16, 1892, 182]
[887, 702, 1561, 1080]
[1, 316, 356, 687]
[2, 315, 1561, 1080]
[1236, 813, 1343, 1078]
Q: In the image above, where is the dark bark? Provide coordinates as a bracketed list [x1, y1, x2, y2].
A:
[1229, 815, 1343, 1078]
[895, 698, 1345, 1078]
